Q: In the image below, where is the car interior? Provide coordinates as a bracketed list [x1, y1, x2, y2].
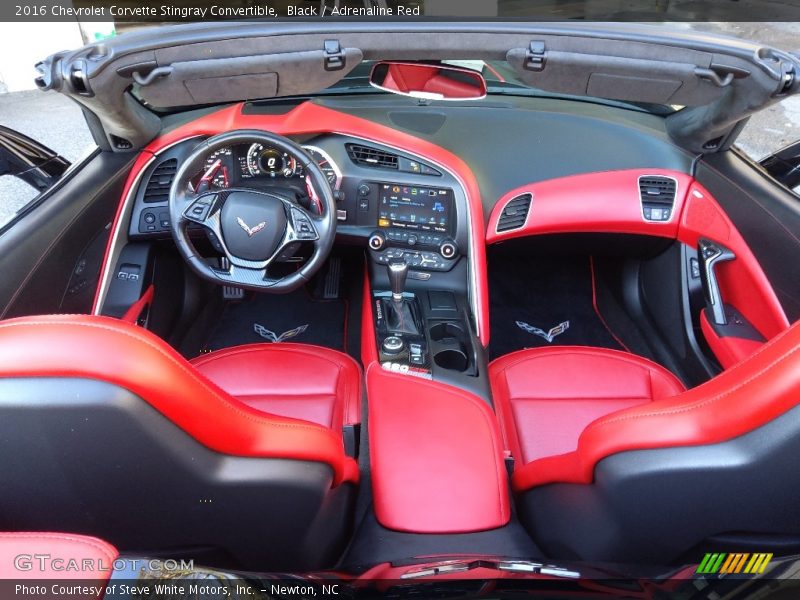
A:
[1, 21, 800, 583]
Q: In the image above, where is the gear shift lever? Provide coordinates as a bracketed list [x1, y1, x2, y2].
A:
[388, 259, 408, 302]
[382, 258, 419, 336]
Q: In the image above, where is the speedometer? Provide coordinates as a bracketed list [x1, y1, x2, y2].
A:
[246, 143, 297, 178]
[303, 146, 341, 190]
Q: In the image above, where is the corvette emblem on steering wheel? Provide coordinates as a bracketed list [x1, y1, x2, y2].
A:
[237, 217, 267, 238]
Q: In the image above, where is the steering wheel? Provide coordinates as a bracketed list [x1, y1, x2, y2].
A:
[169, 130, 336, 293]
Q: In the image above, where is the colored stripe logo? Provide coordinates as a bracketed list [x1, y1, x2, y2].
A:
[696, 553, 773, 574]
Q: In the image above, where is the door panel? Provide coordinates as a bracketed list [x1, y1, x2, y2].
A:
[0, 151, 134, 319]
[696, 151, 800, 323]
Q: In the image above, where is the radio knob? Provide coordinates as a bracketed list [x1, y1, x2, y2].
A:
[368, 231, 387, 251]
[440, 239, 458, 259]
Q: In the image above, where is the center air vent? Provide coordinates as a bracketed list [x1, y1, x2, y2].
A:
[143, 158, 178, 203]
[497, 193, 532, 232]
[639, 176, 677, 222]
[346, 144, 399, 170]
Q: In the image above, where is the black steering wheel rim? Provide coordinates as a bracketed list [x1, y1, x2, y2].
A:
[168, 130, 337, 293]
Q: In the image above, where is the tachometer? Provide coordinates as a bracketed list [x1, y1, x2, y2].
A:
[246, 143, 297, 178]
[201, 147, 232, 189]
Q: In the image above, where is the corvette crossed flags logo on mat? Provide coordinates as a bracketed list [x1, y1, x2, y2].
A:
[516, 320, 570, 343]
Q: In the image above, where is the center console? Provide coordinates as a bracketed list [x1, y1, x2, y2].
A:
[363, 180, 490, 400]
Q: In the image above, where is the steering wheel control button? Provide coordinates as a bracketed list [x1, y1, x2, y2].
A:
[290, 208, 318, 240]
[382, 336, 405, 355]
[184, 195, 216, 223]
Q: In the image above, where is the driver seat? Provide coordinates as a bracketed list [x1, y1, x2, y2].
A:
[0, 314, 360, 570]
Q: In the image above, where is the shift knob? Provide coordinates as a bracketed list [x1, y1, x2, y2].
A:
[387, 259, 408, 302]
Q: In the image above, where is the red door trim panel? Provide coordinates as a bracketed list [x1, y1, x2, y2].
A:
[367, 364, 510, 533]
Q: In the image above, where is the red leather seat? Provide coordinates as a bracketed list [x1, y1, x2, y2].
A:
[191, 343, 361, 428]
[0, 532, 118, 580]
[489, 323, 800, 564]
[0, 314, 360, 569]
[490, 347, 685, 465]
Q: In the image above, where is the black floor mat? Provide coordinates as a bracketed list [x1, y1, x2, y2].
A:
[203, 289, 347, 352]
[488, 254, 623, 360]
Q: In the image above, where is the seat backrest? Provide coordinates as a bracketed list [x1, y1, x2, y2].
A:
[514, 319, 800, 563]
[0, 315, 357, 569]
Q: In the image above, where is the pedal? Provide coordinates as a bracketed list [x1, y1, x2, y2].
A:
[219, 257, 244, 300]
[322, 256, 342, 300]
[223, 286, 244, 300]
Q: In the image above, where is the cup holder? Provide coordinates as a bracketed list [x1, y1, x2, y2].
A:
[429, 322, 463, 342]
[429, 320, 472, 373]
[434, 348, 469, 371]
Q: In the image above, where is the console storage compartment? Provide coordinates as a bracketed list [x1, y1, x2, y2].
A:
[367, 364, 510, 533]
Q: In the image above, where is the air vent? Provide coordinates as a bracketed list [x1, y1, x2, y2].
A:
[346, 144, 399, 170]
[143, 159, 177, 203]
[497, 193, 532, 232]
[639, 176, 677, 222]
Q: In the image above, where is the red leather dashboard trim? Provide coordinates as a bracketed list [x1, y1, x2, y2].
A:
[0, 532, 118, 580]
[678, 181, 789, 340]
[95, 102, 490, 343]
[700, 310, 764, 370]
[0, 315, 358, 486]
[512, 319, 800, 491]
[486, 169, 693, 243]
[367, 363, 510, 533]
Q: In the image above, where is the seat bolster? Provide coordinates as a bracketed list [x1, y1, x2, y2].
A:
[0, 532, 118, 580]
[0, 315, 357, 486]
[512, 321, 800, 491]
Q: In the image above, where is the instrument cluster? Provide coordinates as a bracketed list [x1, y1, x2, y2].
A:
[198, 143, 340, 191]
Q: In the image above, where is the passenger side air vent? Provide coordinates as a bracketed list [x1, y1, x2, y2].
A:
[346, 144, 399, 170]
[496, 193, 532, 232]
[143, 159, 178, 203]
[639, 176, 677, 222]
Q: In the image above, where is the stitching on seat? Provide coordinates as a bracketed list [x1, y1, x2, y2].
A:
[591, 343, 800, 427]
[0, 320, 340, 441]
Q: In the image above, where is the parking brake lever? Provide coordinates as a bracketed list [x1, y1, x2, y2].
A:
[697, 238, 736, 325]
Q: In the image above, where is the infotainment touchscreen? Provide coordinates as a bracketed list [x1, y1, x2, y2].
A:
[377, 183, 453, 233]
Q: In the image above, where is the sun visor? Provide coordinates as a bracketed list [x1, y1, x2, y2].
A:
[137, 48, 362, 107]
[507, 46, 727, 107]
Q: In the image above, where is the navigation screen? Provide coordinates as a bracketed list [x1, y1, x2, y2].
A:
[377, 183, 453, 233]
